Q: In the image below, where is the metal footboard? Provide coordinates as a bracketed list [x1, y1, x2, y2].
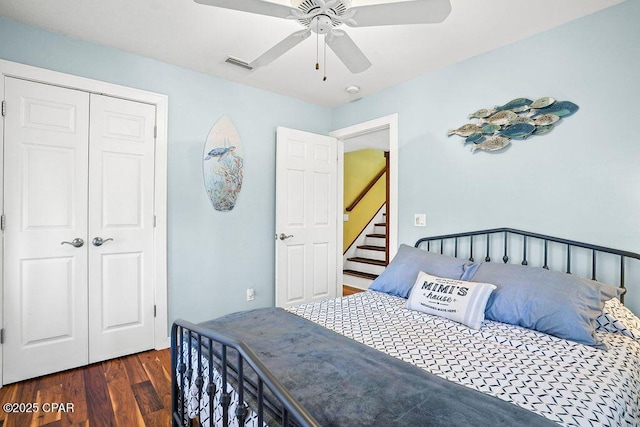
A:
[171, 319, 319, 427]
[415, 227, 640, 303]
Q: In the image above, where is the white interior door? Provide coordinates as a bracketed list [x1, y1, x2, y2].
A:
[87, 94, 156, 363]
[3, 79, 157, 383]
[275, 127, 338, 307]
[3, 77, 90, 383]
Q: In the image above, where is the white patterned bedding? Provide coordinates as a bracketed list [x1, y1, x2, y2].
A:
[288, 291, 640, 427]
[180, 344, 262, 427]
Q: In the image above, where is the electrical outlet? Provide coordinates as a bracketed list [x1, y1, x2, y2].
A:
[246, 288, 255, 301]
[414, 213, 426, 227]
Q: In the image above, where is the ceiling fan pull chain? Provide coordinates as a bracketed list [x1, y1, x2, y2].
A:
[323, 35, 327, 81]
[315, 18, 320, 70]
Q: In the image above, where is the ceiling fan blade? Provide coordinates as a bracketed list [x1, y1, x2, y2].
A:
[345, 0, 452, 27]
[193, 0, 293, 19]
[326, 30, 372, 74]
[249, 29, 311, 68]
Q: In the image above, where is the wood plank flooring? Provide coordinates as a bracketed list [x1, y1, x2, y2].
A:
[342, 285, 366, 296]
[0, 349, 172, 427]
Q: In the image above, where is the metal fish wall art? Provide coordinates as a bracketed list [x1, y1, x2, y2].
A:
[447, 96, 579, 153]
[499, 123, 535, 140]
[530, 101, 579, 118]
[468, 108, 495, 119]
[533, 114, 560, 126]
[470, 136, 511, 153]
[447, 123, 482, 137]
[465, 133, 485, 144]
[481, 123, 501, 134]
[529, 97, 555, 110]
[485, 110, 518, 126]
[495, 98, 532, 113]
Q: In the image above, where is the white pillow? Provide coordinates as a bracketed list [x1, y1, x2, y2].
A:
[406, 271, 496, 330]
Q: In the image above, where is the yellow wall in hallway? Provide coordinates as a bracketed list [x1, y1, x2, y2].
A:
[343, 149, 386, 252]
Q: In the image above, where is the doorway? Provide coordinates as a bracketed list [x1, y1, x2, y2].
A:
[330, 114, 399, 295]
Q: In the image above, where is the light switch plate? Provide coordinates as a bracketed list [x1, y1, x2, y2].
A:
[414, 213, 426, 227]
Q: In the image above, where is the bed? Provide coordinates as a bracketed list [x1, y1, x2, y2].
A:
[171, 228, 640, 426]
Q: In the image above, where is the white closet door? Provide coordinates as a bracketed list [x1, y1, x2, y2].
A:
[87, 94, 156, 363]
[3, 77, 90, 383]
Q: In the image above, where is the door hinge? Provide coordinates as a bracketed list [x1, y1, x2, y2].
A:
[153, 215, 157, 228]
[153, 305, 157, 318]
[1, 100, 5, 117]
[153, 125, 157, 139]
[1, 214, 5, 231]
[0, 329, 4, 344]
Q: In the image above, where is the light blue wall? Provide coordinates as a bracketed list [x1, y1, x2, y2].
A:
[0, 16, 332, 325]
[2, 0, 640, 320]
[331, 0, 640, 315]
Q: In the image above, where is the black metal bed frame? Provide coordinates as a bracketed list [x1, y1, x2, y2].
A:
[171, 319, 319, 427]
[415, 227, 640, 303]
[172, 227, 640, 426]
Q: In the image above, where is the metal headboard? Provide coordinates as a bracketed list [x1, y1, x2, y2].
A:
[415, 228, 640, 304]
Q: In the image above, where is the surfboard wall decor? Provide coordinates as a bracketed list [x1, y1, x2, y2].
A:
[203, 115, 244, 211]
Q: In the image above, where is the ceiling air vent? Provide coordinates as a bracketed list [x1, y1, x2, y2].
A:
[225, 56, 253, 71]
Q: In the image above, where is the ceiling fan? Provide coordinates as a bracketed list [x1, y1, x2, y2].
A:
[194, 0, 452, 77]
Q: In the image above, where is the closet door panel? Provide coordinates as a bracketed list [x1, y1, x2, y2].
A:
[88, 94, 156, 363]
[3, 78, 90, 384]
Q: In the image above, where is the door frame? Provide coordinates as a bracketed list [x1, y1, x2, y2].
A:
[330, 113, 399, 296]
[0, 59, 169, 383]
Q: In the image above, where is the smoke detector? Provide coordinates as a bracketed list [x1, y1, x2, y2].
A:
[346, 85, 360, 94]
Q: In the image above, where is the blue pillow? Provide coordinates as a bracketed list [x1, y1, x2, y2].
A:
[369, 244, 479, 298]
[468, 262, 623, 347]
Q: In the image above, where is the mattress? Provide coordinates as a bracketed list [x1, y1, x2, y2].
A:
[288, 291, 640, 426]
[179, 291, 639, 426]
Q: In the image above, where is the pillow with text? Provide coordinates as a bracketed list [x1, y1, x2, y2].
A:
[406, 271, 496, 330]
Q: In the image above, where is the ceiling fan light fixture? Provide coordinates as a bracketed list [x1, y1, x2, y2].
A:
[346, 85, 360, 94]
[199, 0, 452, 74]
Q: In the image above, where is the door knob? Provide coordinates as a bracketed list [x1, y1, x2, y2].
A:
[61, 238, 84, 248]
[92, 237, 114, 247]
[278, 233, 294, 241]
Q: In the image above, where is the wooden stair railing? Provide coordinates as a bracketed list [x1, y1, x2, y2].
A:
[345, 165, 386, 212]
[344, 152, 390, 265]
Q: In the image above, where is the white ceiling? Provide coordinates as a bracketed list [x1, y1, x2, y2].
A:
[0, 0, 625, 107]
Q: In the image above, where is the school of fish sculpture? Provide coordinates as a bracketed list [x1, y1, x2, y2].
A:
[465, 133, 485, 144]
[530, 101, 579, 118]
[447, 123, 482, 137]
[449, 96, 579, 153]
[468, 108, 495, 119]
[495, 98, 532, 113]
[485, 110, 518, 126]
[481, 123, 501, 134]
[499, 123, 535, 139]
[533, 114, 560, 126]
[470, 136, 511, 153]
[529, 97, 555, 110]
[508, 116, 535, 126]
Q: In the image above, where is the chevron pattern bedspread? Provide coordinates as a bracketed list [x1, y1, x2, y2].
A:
[288, 291, 640, 426]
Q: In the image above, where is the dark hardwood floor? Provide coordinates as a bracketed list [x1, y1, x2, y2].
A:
[0, 348, 171, 427]
[342, 285, 366, 296]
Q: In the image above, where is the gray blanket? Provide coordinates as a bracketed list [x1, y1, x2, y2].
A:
[200, 307, 557, 426]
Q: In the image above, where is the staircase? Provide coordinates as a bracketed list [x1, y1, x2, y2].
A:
[343, 209, 388, 290]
